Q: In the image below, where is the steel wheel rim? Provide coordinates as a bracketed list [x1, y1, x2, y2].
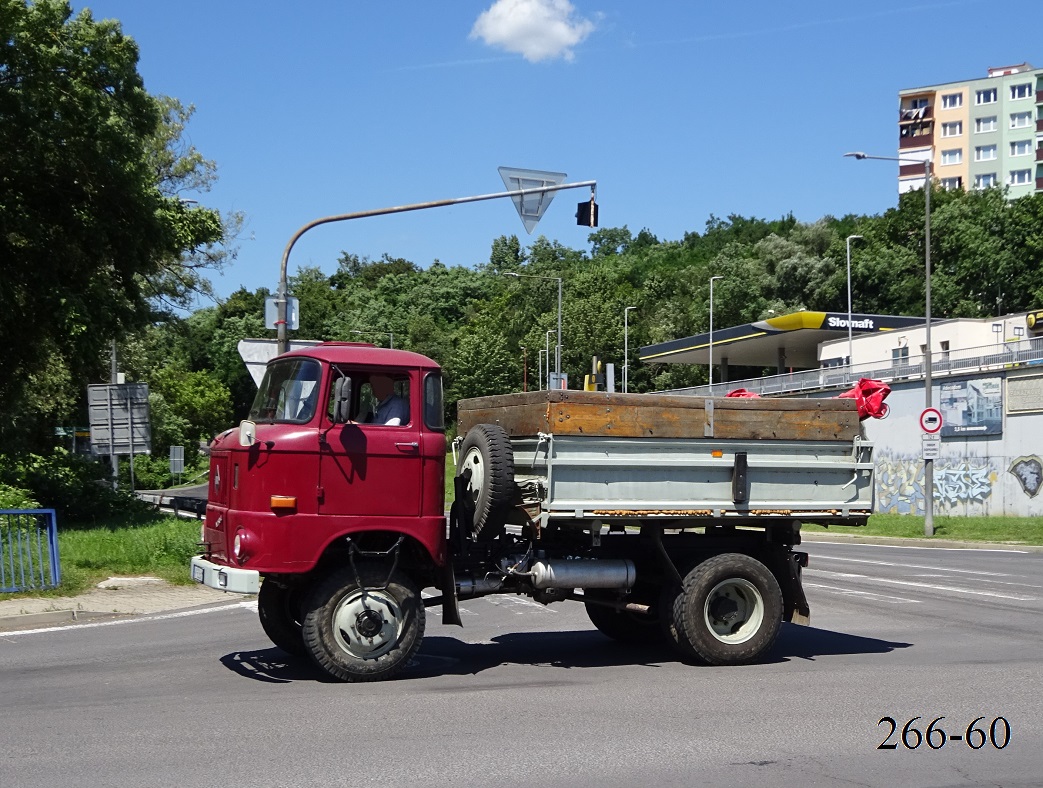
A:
[331, 588, 404, 660]
[460, 446, 485, 504]
[703, 578, 764, 644]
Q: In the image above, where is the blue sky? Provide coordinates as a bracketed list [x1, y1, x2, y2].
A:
[72, 0, 1026, 304]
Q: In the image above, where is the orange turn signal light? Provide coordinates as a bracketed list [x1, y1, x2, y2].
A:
[270, 495, 297, 510]
[711, 450, 724, 458]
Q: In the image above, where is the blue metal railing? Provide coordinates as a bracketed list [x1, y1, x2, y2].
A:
[0, 509, 61, 593]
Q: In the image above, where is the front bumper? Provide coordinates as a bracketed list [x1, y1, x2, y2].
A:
[190, 556, 260, 595]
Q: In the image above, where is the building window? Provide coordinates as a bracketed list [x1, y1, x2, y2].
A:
[941, 92, 963, 109]
[976, 88, 997, 105]
[940, 177, 962, 191]
[908, 97, 929, 110]
[941, 149, 962, 165]
[1010, 83, 1032, 100]
[975, 116, 997, 133]
[1010, 139, 1032, 156]
[975, 144, 997, 161]
[941, 121, 962, 137]
[1011, 111, 1032, 128]
[974, 173, 998, 189]
[1009, 169, 1032, 185]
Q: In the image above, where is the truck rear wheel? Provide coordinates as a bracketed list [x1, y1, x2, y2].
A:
[301, 564, 424, 682]
[258, 579, 306, 656]
[457, 423, 514, 539]
[674, 554, 782, 666]
[583, 589, 664, 644]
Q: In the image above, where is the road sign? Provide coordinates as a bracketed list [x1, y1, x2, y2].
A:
[265, 297, 299, 330]
[498, 167, 566, 233]
[920, 407, 943, 434]
[922, 434, 942, 460]
[88, 383, 151, 456]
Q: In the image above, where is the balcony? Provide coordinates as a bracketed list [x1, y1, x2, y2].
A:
[899, 163, 928, 177]
[1037, 90, 1043, 103]
[1037, 177, 1043, 191]
[899, 134, 933, 150]
[1037, 118, 1043, 133]
[1037, 147, 1043, 162]
[899, 106, 933, 123]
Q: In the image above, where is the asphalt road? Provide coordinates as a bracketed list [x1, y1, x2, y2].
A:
[1, 541, 1040, 788]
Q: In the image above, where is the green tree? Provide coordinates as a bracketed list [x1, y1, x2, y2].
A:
[0, 1, 228, 449]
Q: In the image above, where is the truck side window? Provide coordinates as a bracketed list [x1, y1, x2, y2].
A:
[423, 372, 444, 430]
[358, 375, 410, 426]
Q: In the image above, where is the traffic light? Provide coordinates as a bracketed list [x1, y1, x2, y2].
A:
[576, 199, 598, 227]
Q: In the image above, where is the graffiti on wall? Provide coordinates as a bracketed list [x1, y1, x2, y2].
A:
[1008, 455, 1043, 498]
[875, 451, 998, 515]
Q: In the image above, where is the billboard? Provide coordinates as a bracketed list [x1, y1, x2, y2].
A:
[939, 377, 1002, 437]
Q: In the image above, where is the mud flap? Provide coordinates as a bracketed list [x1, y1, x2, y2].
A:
[440, 559, 463, 627]
[787, 551, 811, 626]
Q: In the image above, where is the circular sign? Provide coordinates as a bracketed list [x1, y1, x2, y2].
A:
[920, 407, 943, 434]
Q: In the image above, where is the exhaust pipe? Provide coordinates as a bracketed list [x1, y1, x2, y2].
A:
[530, 559, 636, 590]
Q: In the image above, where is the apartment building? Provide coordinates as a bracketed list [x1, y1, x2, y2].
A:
[898, 62, 1042, 197]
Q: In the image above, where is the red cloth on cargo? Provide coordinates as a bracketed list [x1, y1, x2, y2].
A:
[725, 389, 760, 398]
[838, 378, 891, 420]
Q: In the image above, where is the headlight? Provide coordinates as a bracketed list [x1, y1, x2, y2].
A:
[233, 528, 255, 564]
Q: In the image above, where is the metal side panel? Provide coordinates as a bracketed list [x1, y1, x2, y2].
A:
[512, 435, 874, 520]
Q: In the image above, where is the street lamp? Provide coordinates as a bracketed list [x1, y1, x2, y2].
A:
[351, 328, 394, 348]
[846, 234, 863, 368]
[503, 272, 563, 382]
[844, 150, 934, 536]
[545, 330, 555, 390]
[708, 276, 724, 392]
[623, 306, 637, 393]
[537, 349, 546, 391]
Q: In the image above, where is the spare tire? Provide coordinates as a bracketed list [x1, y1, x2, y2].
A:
[457, 424, 514, 539]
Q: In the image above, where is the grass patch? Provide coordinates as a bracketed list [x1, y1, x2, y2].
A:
[4, 513, 202, 599]
[804, 514, 1043, 546]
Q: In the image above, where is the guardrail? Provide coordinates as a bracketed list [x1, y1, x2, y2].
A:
[670, 339, 1043, 398]
[1, 509, 61, 593]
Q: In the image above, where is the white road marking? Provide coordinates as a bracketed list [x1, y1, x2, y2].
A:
[1, 601, 254, 638]
[811, 554, 1011, 577]
[808, 569, 1037, 601]
[804, 582, 920, 604]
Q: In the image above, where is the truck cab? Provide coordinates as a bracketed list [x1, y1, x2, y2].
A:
[193, 342, 447, 596]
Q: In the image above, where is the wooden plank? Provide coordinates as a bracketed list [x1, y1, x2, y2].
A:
[457, 392, 861, 441]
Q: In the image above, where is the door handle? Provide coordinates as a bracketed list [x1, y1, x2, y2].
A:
[395, 442, 419, 452]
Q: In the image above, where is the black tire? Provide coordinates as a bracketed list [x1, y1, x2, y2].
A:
[584, 589, 665, 644]
[258, 579, 306, 656]
[675, 554, 782, 666]
[457, 424, 514, 539]
[660, 582, 702, 661]
[301, 563, 424, 682]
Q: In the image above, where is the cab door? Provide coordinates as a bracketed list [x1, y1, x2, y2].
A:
[318, 372, 422, 518]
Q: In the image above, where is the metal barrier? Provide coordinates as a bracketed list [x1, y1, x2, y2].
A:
[0, 509, 61, 593]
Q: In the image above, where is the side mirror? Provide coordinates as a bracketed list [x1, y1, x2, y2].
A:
[238, 420, 257, 447]
[332, 377, 353, 423]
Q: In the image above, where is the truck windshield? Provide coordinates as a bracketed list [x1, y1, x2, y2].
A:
[249, 358, 322, 424]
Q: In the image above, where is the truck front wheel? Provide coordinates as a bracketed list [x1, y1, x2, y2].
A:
[301, 564, 425, 682]
[674, 554, 782, 666]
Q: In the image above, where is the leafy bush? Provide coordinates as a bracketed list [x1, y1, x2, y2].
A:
[0, 482, 39, 510]
[0, 448, 150, 524]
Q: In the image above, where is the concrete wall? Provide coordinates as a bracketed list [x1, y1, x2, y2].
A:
[852, 369, 1043, 517]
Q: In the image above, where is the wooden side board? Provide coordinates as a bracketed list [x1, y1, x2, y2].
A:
[457, 391, 862, 442]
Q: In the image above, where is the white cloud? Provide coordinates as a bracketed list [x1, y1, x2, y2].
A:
[470, 0, 595, 63]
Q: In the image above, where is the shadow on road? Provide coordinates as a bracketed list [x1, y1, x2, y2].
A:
[219, 624, 911, 683]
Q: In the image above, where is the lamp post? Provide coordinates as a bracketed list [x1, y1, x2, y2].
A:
[503, 273, 563, 382]
[537, 349, 545, 391]
[708, 276, 724, 393]
[351, 328, 394, 348]
[624, 306, 637, 393]
[846, 234, 863, 369]
[845, 151, 934, 536]
[545, 330, 555, 389]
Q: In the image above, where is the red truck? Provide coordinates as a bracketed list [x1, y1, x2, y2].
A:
[192, 342, 876, 681]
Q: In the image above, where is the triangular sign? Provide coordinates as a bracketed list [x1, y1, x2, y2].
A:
[498, 167, 567, 233]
